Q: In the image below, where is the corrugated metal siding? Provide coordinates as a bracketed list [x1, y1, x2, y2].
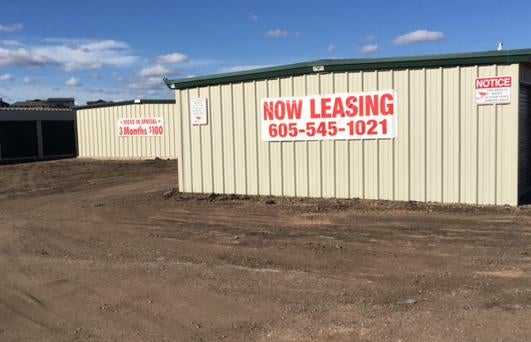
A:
[175, 64, 520, 205]
[76, 103, 177, 159]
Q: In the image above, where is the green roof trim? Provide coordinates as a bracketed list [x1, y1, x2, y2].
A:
[165, 49, 531, 90]
[76, 99, 175, 110]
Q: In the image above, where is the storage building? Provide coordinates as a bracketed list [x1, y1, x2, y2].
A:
[165, 49, 531, 206]
[76, 100, 177, 159]
[0, 105, 76, 162]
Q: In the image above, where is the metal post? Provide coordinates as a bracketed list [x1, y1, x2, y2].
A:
[36, 120, 44, 159]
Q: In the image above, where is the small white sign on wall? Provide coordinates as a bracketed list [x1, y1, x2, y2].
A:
[191, 97, 208, 125]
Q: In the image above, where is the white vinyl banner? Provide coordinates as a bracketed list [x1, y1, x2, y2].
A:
[118, 117, 164, 137]
[261, 91, 397, 142]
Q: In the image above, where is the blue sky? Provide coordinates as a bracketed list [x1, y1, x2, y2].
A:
[0, 0, 529, 104]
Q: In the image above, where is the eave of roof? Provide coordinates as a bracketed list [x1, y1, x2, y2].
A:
[165, 49, 531, 90]
[0, 107, 73, 112]
[75, 99, 175, 110]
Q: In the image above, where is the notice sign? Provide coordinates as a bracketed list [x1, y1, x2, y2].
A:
[118, 117, 164, 137]
[261, 91, 397, 142]
[475, 76, 512, 105]
[191, 97, 208, 125]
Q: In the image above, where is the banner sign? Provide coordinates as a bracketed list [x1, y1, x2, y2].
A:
[118, 117, 164, 137]
[261, 91, 397, 142]
[191, 97, 208, 125]
[475, 76, 512, 105]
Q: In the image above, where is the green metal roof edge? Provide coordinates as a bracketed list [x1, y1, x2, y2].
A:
[165, 49, 531, 90]
[75, 99, 175, 110]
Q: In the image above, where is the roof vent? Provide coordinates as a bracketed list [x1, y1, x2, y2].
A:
[134, 99, 141, 104]
[496, 41, 504, 51]
[313, 65, 325, 72]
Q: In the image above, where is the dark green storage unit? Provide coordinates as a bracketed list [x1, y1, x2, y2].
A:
[0, 108, 76, 163]
[0, 121, 39, 160]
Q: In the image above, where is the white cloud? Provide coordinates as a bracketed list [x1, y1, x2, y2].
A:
[360, 44, 379, 54]
[139, 64, 169, 78]
[219, 64, 273, 73]
[328, 44, 336, 54]
[130, 76, 164, 90]
[23, 76, 31, 84]
[0, 47, 50, 67]
[0, 23, 23, 33]
[0, 40, 22, 47]
[42, 38, 86, 44]
[0, 77, 171, 105]
[65, 77, 81, 87]
[0, 39, 137, 71]
[132, 52, 194, 91]
[79, 40, 129, 51]
[156, 52, 188, 65]
[393, 30, 445, 45]
[132, 63, 175, 91]
[265, 29, 289, 39]
[0, 73, 14, 81]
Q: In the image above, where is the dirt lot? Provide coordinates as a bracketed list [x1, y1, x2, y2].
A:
[0, 159, 530, 341]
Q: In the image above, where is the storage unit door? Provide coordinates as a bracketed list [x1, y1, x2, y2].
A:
[0, 121, 38, 160]
[519, 84, 531, 203]
[42, 120, 76, 157]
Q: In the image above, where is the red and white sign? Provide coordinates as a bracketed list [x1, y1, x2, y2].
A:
[475, 76, 512, 105]
[261, 91, 397, 142]
[118, 117, 164, 137]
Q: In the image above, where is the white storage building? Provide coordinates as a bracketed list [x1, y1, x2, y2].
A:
[164, 49, 531, 206]
[76, 100, 177, 160]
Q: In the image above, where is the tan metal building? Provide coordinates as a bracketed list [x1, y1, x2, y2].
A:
[76, 100, 177, 160]
[166, 50, 531, 205]
[161, 49, 530, 206]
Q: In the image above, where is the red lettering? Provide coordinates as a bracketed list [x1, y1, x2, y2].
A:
[321, 97, 331, 118]
[365, 95, 379, 115]
[310, 99, 320, 119]
[263, 101, 274, 120]
[380, 93, 394, 115]
[123, 127, 148, 136]
[332, 97, 345, 117]
[286, 100, 303, 120]
[274, 101, 286, 120]
[476, 77, 512, 89]
[345, 96, 358, 116]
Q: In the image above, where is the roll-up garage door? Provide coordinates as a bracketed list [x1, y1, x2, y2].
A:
[519, 84, 531, 203]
